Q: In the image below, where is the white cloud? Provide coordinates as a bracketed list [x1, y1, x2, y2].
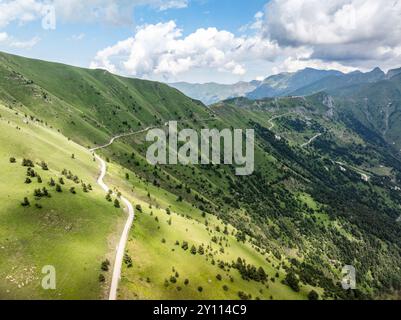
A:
[0, 0, 46, 28]
[9, 36, 40, 49]
[239, 10, 264, 33]
[157, 0, 188, 11]
[0, 32, 8, 42]
[0, 30, 40, 49]
[264, 0, 401, 71]
[90, 20, 280, 79]
[71, 33, 85, 41]
[272, 56, 359, 75]
[0, 0, 189, 28]
[56, 0, 188, 24]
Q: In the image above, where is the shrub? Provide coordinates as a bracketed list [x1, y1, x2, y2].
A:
[181, 241, 189, 251]
[25, 177, 32, 184]
[223, 285, 229, 291]
[42, 188, 50, 197]
[99, 274, 105, 283]
[40, 161, 49, 170]
[70, 187, 76, 194]
[56, 184, 62, 193]
[184, 279, 189, 286]
[22, 158, 34, 167]
[135, 204, 142, 212]
[190, 245, 197, 255]
[284, 272, 300, 292]
[216, 274, 222, 281]
[238, 291, 251, 300]
[9, 157, 16, 163]
[124, 253, 133, 268]
[27, 168, 36, 177]
[80, 183, 88, 193]
[114, 199, 120, 208]
[34, 189, 43, 197]
[308, 290, 319, 300]
[21, 197, 30, 207]
[197, 286, 203, 292]
[101, 260, 110, 272]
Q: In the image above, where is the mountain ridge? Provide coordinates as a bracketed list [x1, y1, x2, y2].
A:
[168, 66, 401, 105]
[2, 51, 401, 300]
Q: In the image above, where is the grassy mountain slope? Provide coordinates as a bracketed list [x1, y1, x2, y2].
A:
[210, 95, 401, 299]
[1, 51, 401, 300]
[333, 73, 401, 150]
[0, 51, 311, 300]
[292, 68, 386, 97]
[0, 103, 124, 299]
[247, 68, 343, 99]
[0, 52, 212, 148]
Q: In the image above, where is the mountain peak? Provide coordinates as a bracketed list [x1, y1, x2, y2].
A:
[370, 67, 384, 74]
[387, 67, 401, 79]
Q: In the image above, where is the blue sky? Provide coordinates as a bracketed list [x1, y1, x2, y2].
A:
[0, 0, 400, 84]
[0, 0, 270, 80]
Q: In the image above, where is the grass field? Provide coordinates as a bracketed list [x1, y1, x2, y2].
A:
[0, 104, 124, 299]
[101, 161, 318, 300]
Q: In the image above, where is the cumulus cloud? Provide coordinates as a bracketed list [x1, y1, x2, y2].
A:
[0, 32, 40, 49]
[0, 32, 8, 42]
[0, 0, 46, 28]
[0, 0, 189, 28]
[9, 35, 40, 48]
[90, 20, 280, 79]
[263, 0, 401, 70]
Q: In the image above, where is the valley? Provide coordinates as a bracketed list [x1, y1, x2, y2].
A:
[1, 51, 401, 301]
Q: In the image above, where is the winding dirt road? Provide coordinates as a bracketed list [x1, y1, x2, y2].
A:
[268, 112, 293, 130]
[90, 127, 152, 300]
[301, 133, 322, 148]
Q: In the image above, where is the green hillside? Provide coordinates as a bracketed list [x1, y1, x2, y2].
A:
[0, 52, 312, 300]
[333, 73, 401, 150]
[0, 103, 124, 299]
[1, 51, 401, 300]
[0, 52, 212, 147]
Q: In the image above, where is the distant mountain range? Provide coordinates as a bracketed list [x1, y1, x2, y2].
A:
[169, 67, 401, 105]
[169, 80, 261, 105]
